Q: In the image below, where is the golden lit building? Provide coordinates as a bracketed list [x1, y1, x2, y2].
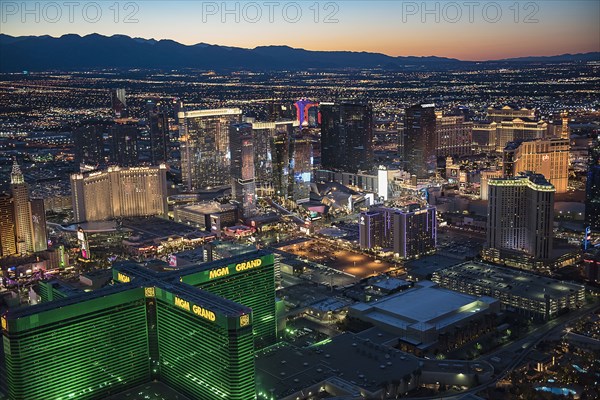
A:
[480, 170, 503, 200]
[10, 162, 35, 254]
[71, 165, 168, 222]
[472, 122, 497, 153]
[435, 114, 473, 157]
[0, 194, 16, 257]
[474, 106, 548, 152]
[1, 162, 47, 256]
[503, 138, 569, 193]
[487, 105, 536, 122]
[498, 118, 547, 151]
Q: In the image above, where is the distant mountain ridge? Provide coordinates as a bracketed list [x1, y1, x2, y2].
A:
[0, 33, 597, 72]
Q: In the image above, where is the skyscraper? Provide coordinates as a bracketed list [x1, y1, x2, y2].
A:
[359, 211, 385, 250]
[271, 126, 292, 198]
[251, 120, 298, 198]
[503, 138, 570, 193]
[472, 122, 497, 153]
[586, 135, 600, 231]
[110, 120, 139, 166]
[1, 162, 47, 256]
[494, 118, 547, 151]
[392, 204, 437, 259]
[30, 198, 47, 253]
[290, 131, 313, 203]
[2, 251, 275, 400]
[472, 106, 548, 153]
[112, 88, 128, 118]
[73, 125, 105, 167]
[320, 101, 373, 173]
[229, 123, 257, 218]
[10, 161, 34, 255]
[71, 165, 168, 222]
[484, 172, 555, 269]
[359, 204, 437, 259]
[147, 102, 170, 164]
[179, 109, 242, 191]
[0, 194, 16, 257]
[404, 103, 436, 178]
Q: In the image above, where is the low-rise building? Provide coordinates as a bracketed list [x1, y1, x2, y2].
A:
[173, 202, 238, 234]
[348, 281, 500, 353]
[432, 261, 585, 320]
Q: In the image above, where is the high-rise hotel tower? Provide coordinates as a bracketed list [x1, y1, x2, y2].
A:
[483, 171, 555, 270]
[71, 165, 168, 222]
[2, 250, 276, 400]
[179, 109, 242, 191]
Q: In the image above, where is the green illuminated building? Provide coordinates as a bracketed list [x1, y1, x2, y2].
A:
[176, 253, 277, 346]
[2, 286, 150, 400]
[1, 250, 275, 400]
[37, 280, 82, 303]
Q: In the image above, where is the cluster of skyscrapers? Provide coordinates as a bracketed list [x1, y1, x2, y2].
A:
[178, 104, 321, 213]
[74, 90, 175, 170]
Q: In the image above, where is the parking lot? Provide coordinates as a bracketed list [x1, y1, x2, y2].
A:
[279, 239, 395, 280]
[437, 228, 485, 259]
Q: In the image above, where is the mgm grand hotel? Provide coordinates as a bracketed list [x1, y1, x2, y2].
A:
[1, 250, 276, 400]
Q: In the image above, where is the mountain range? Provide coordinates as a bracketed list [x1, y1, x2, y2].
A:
[0, 33, 598, 72]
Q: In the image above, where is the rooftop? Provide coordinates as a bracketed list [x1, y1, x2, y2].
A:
[255, 332, 420, 398]
[350, 281, 497, 332]
[175, 202, 237, 215]
[488, 171, 554, 190]
[433, 261, 585, 300]
[369, 277, 411, 292]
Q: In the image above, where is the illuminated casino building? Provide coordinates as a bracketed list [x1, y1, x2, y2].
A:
[586, 135, 600, 231]
[483, 172, 555, 270]
[503, 138, 570, 193]
[71, 165, 168, 222]
[0, 161, 48, 256]
[111, 88, 128, 118]
[1, 250, 276, 400]
[404, 103, 436, 178]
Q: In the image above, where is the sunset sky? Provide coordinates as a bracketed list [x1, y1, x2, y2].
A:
[2, 1, 599, 60]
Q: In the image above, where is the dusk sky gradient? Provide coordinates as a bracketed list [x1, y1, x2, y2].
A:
[2, 0, 599, 60]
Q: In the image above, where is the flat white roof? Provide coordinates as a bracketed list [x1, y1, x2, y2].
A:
[350, 281, 496, 332]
